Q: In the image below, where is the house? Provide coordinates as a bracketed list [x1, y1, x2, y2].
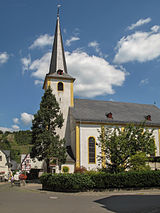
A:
[0, 150, 11, 180]
[42, 9, 160, 172]
[21, 154, 47, 177]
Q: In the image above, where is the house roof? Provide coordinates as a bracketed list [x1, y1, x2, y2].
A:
[66, 146, 75, 163]
[2, 150, 10, 158]
[70, 98, 160, 127]
[10, 160, 18, 171]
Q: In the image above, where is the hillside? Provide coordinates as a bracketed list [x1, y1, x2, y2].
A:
[0, 130, 32, 163]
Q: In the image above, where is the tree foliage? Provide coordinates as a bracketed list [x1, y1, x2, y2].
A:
[0, 131, 32, 163]
[14, 130, 32, 145]
[98, 123, 156, 173]
[30, 86, 66, 171]
[129, 152, 151, 172]
[0, 138, 11, 150]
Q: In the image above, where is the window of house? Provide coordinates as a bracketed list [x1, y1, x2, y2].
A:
[88, 137, 96, 164]
[0, 156, 2, 161]
[57, 82, 63, 91]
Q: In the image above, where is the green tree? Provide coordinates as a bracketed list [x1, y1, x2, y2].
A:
[30, 86, 66, 172]
[98, 123, 155, 173]
[14, 130, 32, 145]
[0, 138, 11, 150]
[129, 152, 151, 171]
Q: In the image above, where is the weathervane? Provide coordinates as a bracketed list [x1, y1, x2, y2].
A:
[57, 4, 61, 17]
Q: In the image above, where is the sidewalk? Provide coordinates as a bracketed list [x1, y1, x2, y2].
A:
[22, 183, 160, 196]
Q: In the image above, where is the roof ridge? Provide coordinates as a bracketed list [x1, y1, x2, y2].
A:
[75, 98, 158, 107]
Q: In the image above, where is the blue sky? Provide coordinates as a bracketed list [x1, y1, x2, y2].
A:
[1, 0, 160, 131]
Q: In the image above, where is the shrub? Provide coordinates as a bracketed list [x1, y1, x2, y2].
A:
[40, 173, 94, 191]
[40, 171, 160, 192]
[62, 166, 69, 173]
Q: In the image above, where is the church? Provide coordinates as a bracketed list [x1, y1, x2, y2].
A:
[43, 9, 160, 173]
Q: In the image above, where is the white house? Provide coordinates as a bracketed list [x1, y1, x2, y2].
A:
[42, 9, 160, 172]
[0, 150, 11, 180]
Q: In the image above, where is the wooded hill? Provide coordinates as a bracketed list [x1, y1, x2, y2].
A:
[0, 130, 32, 163]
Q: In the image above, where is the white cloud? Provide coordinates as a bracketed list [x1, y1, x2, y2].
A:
[66, 51, 125, 98]
[21, 112, 34, 125]
[13, 118, 19, 124]
[151, 25, 160, 33]
[65, 36, 80, 46]
[12, 125, 20, 131]
[114, 26, 160, 63]
[88, 41, 103, 57]
[0, 127, 13, 132]
[29, 52, 51, 80]
[0, 52, 9, 64]
[139, 78, 149, 86]
[34, 80, 43, 85]
[21, 55, 31, 72]
[128, 17, 151, 30]
[26, 49, 125, 98]
[88, 41, 99, 48]
[29, 34, 54, 49]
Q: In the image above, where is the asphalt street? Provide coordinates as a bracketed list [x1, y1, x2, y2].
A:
[1, 183, 160, 213]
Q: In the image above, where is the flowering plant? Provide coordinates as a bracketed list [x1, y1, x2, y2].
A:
[19, 173, 27, 180]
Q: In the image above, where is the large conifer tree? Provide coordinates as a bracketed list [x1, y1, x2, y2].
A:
[30, 86, 66, 172]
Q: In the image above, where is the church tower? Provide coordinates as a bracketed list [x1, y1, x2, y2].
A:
[43, 7, 75, 141]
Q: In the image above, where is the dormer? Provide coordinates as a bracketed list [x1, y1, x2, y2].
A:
[145, 114, 151, 121]
[105, 112, 113, 119]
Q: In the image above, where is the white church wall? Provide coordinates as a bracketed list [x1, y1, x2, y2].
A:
[50, 78, 72, 140]
[79, 124, 102, 170]
[152, 128, 159, 156]
[78, 124, 160, 171]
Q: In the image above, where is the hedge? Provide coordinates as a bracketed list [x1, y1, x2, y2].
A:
[40, 170, 160, 192]
[40, 173, 95, 192]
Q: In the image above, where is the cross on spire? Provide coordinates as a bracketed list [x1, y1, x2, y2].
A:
[57, 4, 61, 18]
[48, 4, 68, 74]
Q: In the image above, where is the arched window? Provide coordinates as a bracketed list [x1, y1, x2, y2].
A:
[57, 82, 63, 91]
[88, 137, 96, 164]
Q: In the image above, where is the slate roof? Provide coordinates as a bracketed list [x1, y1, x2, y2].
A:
[2, 150, 10, 158]
[2, 150, 11, 166]
[10, 160, 18, 171]
[66, 146, 75, 163]
[46, 72, 75, 81]
[49, 14, 67, 74]
[70, 99, 160, 127]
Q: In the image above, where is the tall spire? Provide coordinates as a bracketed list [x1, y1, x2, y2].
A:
[49, 5, 67, 74]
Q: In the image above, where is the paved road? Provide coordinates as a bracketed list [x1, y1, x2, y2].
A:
[1, 183, 160, 213]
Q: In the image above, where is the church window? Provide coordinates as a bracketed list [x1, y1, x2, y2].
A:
[88, 137, 96, 164]
[0, 156, 2, 161]
[57, 82, 64, 91]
